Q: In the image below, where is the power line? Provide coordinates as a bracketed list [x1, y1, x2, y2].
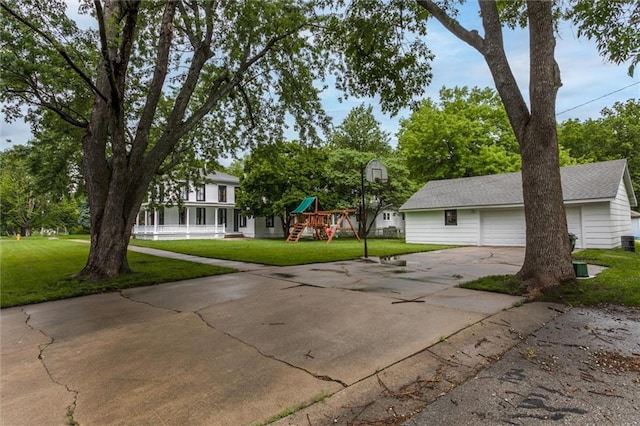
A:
[556, 81, 640, 116]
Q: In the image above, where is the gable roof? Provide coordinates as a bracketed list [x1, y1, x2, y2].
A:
[400, 159, 637, 211]
[206, 171, 240, 184]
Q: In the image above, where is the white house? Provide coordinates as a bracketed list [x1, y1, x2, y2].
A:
[370, 209, 405, 237]
[400, 159, 637, 249]
[133, 171, 285, 240]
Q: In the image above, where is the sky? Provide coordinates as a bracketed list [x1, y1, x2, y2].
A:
[1, 2, 638, 153]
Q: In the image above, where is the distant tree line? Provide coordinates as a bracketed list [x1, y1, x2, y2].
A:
[3, 91, 637, 237]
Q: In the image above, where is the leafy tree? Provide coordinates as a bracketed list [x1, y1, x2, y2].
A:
[0, 147, 40, 236]
[558, 99, 640, 200]
[0, 145, 80, 235]
[398, 86, 521, 182]
[567, 1, 640, 76]
[1, 0, 432, 281]
[326, 104, 417, 236]
[236, 141, 333, 237]
[408, 0, 638, 293]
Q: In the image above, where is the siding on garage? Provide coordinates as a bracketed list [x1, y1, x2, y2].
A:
[581, 203, 615, 248]
[405, 209, 479, 245]
[609, 178, 634, 246]
[407, 206, 604, 248]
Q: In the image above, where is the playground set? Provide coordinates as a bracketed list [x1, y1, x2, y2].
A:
[286, 196, 360, 243]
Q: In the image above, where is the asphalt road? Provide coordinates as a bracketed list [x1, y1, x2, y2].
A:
[405, 305, 640, 426]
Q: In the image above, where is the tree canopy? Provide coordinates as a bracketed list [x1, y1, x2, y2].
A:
[236, 140, 333, 237]
[0, 0, 433, 280]
[398, 86, 521, 181]
[1, 0, 637, 289]
[558, 98, 640, 201]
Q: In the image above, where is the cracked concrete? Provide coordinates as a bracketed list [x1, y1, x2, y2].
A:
[2, 246, 576, 425]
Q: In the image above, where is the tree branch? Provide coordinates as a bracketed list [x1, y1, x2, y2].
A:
[93, 0, 118, 102]
[0, 1, 107, 103]
[416, 0, 485, 52]
[129, 1, 177, 168]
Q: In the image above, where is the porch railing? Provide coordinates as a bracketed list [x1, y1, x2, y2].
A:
[133, 224, 226, 235]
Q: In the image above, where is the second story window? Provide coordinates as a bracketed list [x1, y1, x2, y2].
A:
[218, 185, 227, 202]
[180, 185, 189, 201]
[196, 184, 206, 201]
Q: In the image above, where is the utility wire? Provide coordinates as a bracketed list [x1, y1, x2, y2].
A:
[556, 81, 640, 116]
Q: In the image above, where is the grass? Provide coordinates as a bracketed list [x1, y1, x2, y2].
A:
[461, 244, 640, 306]
[0, 237, 234, 308]
[1, 236, 449, 308]
[130, 238, 451, 266]
[257, 390, 330, 425]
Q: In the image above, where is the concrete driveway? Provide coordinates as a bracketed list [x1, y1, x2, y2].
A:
[1, 246, 562, 425]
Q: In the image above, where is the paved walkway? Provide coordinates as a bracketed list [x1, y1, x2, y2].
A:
[0, 246, 600, 425]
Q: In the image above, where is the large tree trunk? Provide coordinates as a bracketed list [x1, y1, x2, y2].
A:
[518, 119, 575, 292]
[77, 0, 144, 281]
[516, 1, 575, 292]
[419, 0, 576, 293]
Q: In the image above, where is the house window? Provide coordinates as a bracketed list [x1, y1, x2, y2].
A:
[196, 208, 206, 225]
[239, 214, 247, 228]
[383, 212, 391, 221]
[156, 184, 166, 203]
[179, 207, 187, 225]
[196, 185, 206, 201]
[218, 209, 227, 226]
[445, 209, 458, 226]
[180, 185, 189, 201]
[266, 215, 275, 228]
[218, 185, 227, 202]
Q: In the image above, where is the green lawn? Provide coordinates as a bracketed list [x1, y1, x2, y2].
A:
[461, 244, 640, 306]
[0, 238, 234, 308]
[1, 237, 449, 308]
[5, 235, 635, 309]
[130, 238, 451, 266]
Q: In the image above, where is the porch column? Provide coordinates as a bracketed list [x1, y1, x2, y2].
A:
[144, 210, 149, 234]
[153, 208, 158, 234]
[186, 207, 190, 234]
[214, 207, 219, 234]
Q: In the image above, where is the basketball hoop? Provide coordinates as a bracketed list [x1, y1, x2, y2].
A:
[365, 159, 388, 183]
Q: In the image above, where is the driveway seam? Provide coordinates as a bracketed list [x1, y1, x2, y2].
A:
[192, 311, 349, 388]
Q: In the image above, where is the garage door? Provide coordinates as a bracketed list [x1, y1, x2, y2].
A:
[480, 209, 526, 246]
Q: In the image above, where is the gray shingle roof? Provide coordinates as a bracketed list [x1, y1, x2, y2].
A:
[207, 171, 240, 184]
[400, 159, 635, 211]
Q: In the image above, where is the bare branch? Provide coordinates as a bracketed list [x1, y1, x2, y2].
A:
[129, 1, 177, 167]
[416, 0, 485, 52]
[93, 0, 117, 100]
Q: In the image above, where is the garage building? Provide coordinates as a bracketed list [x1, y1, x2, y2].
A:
[400, 159, 637, 249]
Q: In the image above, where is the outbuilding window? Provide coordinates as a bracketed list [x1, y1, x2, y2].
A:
[445, 209, 457, 226]
[266, 215, 275, 228]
